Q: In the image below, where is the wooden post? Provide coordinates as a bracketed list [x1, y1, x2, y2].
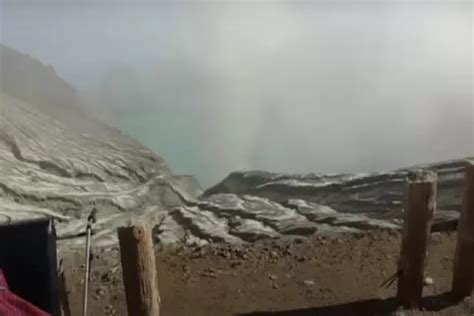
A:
[118, 224, 160, 316]
[452, 161, 474, 298]
[397, 170, 437, 307]
[58, 259, 72, 316]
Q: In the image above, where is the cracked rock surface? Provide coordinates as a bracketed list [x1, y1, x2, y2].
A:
[193, 161, 467, 243]
[154, 160, 466, 247]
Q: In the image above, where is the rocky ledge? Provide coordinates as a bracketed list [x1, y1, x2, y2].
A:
[154, 159, 467, 246]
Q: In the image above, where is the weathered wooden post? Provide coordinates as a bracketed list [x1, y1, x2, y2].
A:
[117, 224, 160, 316]
[58, 259, 72, 316]
[452, 161, 474, 298]
[397, 170, 437, 307]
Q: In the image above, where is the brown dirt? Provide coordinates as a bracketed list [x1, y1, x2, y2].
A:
[60, 230, 474, 316]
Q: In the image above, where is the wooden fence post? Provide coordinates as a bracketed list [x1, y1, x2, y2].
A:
[117, 224, 160, 316]
[397, 170, 437, 307]
[452, 161, 474, 298]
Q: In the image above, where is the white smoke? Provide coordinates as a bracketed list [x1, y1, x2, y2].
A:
[1, 1, 472, 186]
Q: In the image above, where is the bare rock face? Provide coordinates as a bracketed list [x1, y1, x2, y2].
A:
[203, 161, 468, 216]
[0, 45, 199, 247]
[0, 93, 199, 244]
[188, 160, 466, 245]
[154, 194, 400, 247]
[153, 160, 464, 247]
[0, 44, 84, 125]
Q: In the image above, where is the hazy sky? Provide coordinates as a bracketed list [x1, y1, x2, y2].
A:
[1, 1, 473, 186]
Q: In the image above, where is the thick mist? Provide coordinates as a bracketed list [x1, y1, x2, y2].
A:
[1, 1, 473, 186]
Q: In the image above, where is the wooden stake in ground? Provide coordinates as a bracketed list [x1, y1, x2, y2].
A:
[452, 161, 474, 299]
[58, 259, 72, 316]
[118, 224, 160, 316]
[397, 170, 437, 307]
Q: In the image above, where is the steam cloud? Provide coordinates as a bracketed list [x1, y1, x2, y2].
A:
[2, 1, 473, 186]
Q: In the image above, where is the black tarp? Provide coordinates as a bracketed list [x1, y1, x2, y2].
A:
[0, 218, 60, 316]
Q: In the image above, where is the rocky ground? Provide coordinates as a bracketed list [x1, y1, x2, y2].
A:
[60, 230, 474, 316]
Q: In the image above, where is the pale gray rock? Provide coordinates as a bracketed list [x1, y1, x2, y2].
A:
[0, 45, 195, 247]
[154, 193, 400, 245]
[203, 159, 469, 236]
[0, 92, 197, 247]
